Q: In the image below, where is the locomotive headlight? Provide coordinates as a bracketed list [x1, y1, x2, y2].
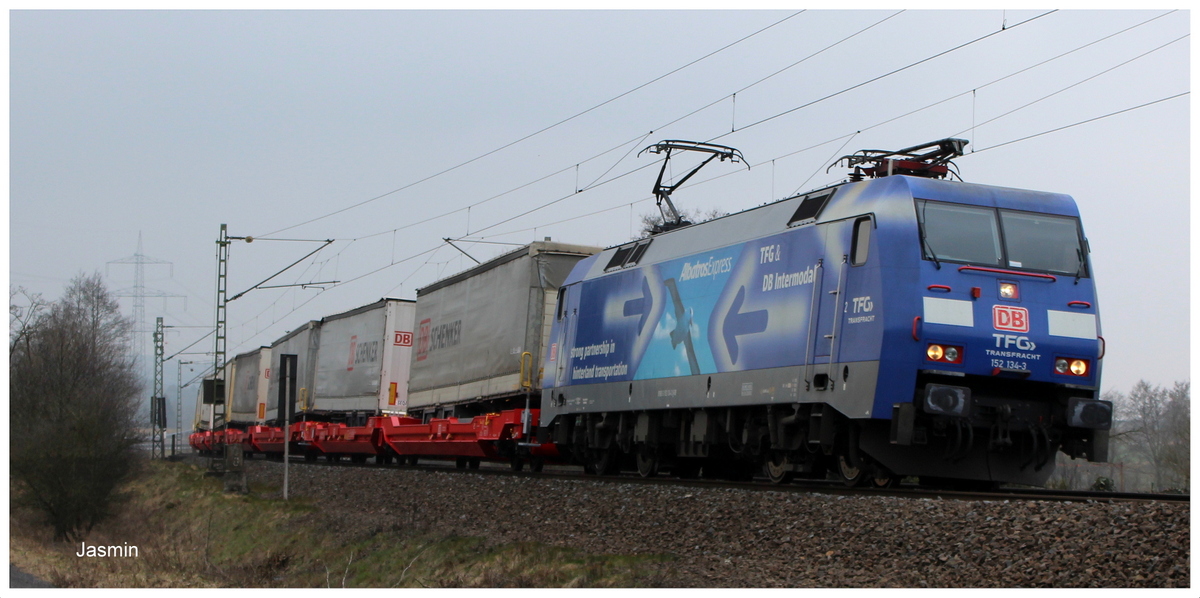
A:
[999, 282, 1019, 300]
[926, 344, 963, 364]
[943, 346, 959, 363]
[1054, 357, 1090, 377]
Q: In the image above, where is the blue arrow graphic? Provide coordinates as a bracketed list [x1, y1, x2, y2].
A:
[622, 275, 653, 334]
[723, 285, 769, 365]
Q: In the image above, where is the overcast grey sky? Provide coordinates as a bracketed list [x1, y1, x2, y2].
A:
[9, 10, 1190, 426]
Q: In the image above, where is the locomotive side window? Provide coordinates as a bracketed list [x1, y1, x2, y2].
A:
[850, 217, 872, 266]
[556, 286, 568, 320]
[916, 200, 1002, 266]
[999, 210, 1087, 276]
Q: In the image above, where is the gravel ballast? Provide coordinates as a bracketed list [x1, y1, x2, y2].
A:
[243, 459, 1188, 587]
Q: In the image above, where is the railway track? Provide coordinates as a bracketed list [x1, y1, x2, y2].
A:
[234, 452, 1189, 504]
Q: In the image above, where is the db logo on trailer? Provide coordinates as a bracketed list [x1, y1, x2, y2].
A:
[993, 305, 1029, 333]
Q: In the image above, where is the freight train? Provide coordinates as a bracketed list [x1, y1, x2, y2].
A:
[192, 138, 1112, 488]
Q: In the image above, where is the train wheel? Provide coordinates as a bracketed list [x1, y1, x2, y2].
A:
[635, 444, 659, 478]
[529, 457, 545, 473]
[871, 475, 899, 489]
[376, 453, 391, 466]
[589, 446, 620, 475]
[468, 458, 481, 470]
[869, 465, 899, 488]
[407, 455, 419, 466]
[836, 454, 868, 488]
[304, 451, 317, 462]
[766, 452, 795, 485]
[510, 458, 525, 472]
[455, 457, 467, 469]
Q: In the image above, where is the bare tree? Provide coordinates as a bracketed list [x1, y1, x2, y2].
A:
[10, 273, 144, 540]
[10, 286, 47, 353]
[1111, 380, 1190, 492]
[636, 207, 729, 239]
[1161, 381, 1190, 490]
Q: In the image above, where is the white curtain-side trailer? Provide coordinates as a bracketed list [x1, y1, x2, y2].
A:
[310, 298, 416, 420]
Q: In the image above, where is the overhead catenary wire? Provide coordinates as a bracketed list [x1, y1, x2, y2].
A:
[156, 11, 1186, 355]
[167, 328, 215, 362]
[969, 91, 1188, 154]
[337, 10, 911, 249]
[225, 245, 445, 355]
[471, 67, 1190, 246]
[711, 10, 1058, 140]
[792, 131, 860, 195]
[428, 11, 1063, 242]
[220, 11, 1183, 358]
[948, 33, 1189, 139]
[290, 10, 1180, 271]
[348, 18, 929, 248]
[255, 11, 806, 239]
[306, 12, 1185, 292]
[228, 240, 334, 302]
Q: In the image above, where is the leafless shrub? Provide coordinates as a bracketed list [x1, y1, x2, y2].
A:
[1089, 380, 1191, 493]
[10, 273, 144, 540]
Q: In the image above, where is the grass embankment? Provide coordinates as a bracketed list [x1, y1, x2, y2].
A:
[9, 459, 672, 588]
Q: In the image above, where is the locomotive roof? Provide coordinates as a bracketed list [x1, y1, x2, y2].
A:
[574, 175, 1079, 284]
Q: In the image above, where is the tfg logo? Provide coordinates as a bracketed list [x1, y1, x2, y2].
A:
[993, 334, 1037, 351]
[993, 305, 1029, 333]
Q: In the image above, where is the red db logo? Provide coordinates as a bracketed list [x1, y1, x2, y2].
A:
[993, 305, 1029, 333]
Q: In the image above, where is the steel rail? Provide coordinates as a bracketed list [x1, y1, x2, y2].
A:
[226, 453, 1189, 505]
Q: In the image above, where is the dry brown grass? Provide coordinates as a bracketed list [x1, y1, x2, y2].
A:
[9, 457, 673, 588]
[10, 460, 222, 587]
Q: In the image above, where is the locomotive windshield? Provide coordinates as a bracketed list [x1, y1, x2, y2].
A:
[917, 199, 1087, 277]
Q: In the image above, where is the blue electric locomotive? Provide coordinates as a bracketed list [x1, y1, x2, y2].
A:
[538, 139, 1111, 487]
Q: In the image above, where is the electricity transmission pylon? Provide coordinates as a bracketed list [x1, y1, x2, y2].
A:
[107, 233, 184, 395]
